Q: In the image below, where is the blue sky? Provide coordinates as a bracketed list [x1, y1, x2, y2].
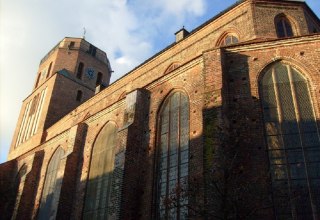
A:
[0, 0, 319, 163]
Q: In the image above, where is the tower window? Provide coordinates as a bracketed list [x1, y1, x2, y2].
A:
[47, 62, 52, 78]
[96, 72, 103, 86]
[68, 41, 75, 49]
[35, 72, 41, 88]
[88, 44, 97, 57]
[275, 15, 294, 38]
[76, 90, 83, 102]
[77, 62, 84, 79]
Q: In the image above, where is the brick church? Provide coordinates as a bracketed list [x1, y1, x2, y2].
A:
[1, 0, 320, 219]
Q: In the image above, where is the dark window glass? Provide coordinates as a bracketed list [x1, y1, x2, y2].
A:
[77, 62, 84, 79]
[96, 72, 103, 86]
[76, 90, 83, 102]
[156, 91, 189, 220]
[260, 62, 320, 219]
[83, 122, 118, 219]
[38, 147, 65, 220]
[275, 16, 294, 38]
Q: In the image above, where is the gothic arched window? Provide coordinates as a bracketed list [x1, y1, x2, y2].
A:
[260, 62, 320, 219]
[76, 90, 83, 102]
[219, 34, 239, 46]
[47, 62, 52, 78]
[76, 62, 84, 79]
[83, 122, 118, 219]
[11, 164, 27, 220]
[96, 72, 103, 86]
[275, 15, 294, 38]
[38, 147, 65, 220]
[156, 91, 189, 220]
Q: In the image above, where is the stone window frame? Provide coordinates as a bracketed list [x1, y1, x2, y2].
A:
[259, 61, 320, 219]
[154, 89, 190, 220]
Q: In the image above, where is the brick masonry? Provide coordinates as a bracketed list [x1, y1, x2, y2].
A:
[1, 0, 320, 219]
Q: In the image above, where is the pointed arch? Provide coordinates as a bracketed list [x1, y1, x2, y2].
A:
[216, 28, 240, 46]
[274, 13, 296, 38]
[259, 61, 320, 219]
[155, 90, 190, 219]
[38, 147, 65, 220]
[83, 121, 118, 219]
[164, 62, 181, 75]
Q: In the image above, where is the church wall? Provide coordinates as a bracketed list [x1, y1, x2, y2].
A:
[252, 1, 312, 38]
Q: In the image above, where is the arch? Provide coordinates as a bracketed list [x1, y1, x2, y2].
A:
[274, 13, 296, 38]
[38, 147, 65, 220]
[216, 30, 240, 46]
[76, 62, 84, 79]
[259, 62, 320, 219]
[155, 90, 190, 219]
[163, 62, 180, 75]
[83, 121, 118, 219]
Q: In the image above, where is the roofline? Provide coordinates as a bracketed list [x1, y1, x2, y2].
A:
[110, 0, 246, 85]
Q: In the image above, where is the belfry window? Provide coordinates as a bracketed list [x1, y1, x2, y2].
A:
[260, 62, 320, 219]
[38, 147, 65, 220]
[47, 62, 52, 78]
[83, 122, 118, 219]
[77, 62, 84, 79]
[96, 72, 103, 86]
[156, 91, 189, 220]
[76, 90, 83, 102]
[275, 15, 294, 38]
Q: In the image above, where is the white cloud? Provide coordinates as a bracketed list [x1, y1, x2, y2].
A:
[1, 0, 317, 163]
[0, 0, 209, 163]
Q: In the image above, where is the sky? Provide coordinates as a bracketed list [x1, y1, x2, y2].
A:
[0, 0, 319, 163]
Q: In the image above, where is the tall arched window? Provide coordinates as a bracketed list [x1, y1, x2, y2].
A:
[96, 72, 103, 86]
[38, 147, 65, 220]
[260, 62, 320, 219]
[275, 15, 294, 38]
[11, 164, 27, 220]
[83, 122, 118, 219]
[47, 62, 52, 78]
[77, 62, 84, 79]
[156, 91, 189, 220]
[76, 90, 83, 102]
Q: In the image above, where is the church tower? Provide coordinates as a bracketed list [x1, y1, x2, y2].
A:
[10, 37, 112, 150]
